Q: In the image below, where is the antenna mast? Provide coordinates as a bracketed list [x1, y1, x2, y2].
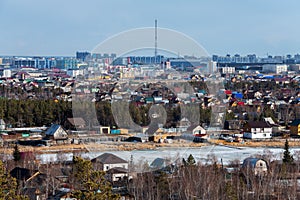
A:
[155, 19, 157, 64]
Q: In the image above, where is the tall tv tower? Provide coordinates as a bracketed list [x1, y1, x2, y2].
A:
[155, 19, 157, 64]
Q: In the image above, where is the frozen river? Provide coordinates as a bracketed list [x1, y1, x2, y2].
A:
[38, 145, 300, 165]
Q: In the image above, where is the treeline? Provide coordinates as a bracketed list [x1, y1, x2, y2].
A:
[0, 99, 214, 128]
[0, 99, 72, 127]
[1, 97, 290, 129]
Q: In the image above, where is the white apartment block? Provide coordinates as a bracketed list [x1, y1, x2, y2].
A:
[262, 64, 288, 74]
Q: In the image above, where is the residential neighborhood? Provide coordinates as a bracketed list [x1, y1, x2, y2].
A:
[2, 0, 300, 198]
[0, 53, 299, 198]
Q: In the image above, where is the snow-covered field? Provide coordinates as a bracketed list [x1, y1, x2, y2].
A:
[38, 145, 300, 165]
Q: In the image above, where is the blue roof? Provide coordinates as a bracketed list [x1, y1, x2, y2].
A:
[45, 124, 61, 135]
[263, 75, 274, 79]
[242, 157, 260, 168]
[232, 92, 243, 98]
[232, 91, 242, 95]
[150, 158, 166, 169]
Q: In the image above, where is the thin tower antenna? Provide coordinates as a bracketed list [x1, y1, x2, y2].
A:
[155, 19, 157, 64]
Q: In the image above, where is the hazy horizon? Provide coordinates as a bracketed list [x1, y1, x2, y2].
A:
[1, 0, 300, 57]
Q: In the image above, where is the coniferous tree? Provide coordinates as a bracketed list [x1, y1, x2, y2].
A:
[187, 154, 196, 166]
[283, 139, 294, 164]
[13, 144, 21, 162]
[71, 156, 120, 200]
[0, 160, 29, 199]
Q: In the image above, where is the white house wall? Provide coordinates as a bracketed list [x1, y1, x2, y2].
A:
[255, 160, 268, 175]
[192, 126, 207, 135]
[103, 163, 129, 171]
[112, 173, 128, 182]
[54, 127, 68, 139]
[243, 127, 272, 139]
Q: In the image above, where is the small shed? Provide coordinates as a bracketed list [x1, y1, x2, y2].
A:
[100, 126, 110, 134]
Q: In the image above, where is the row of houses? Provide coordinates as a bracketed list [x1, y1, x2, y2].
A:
[1, 117, 300, 147]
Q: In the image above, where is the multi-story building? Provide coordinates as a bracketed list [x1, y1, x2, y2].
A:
[76, 51, 91, 61]
[262, 64, 288, 74]
[12, 57, 57, 69]
[207, 60, 217, 73]
[127, 55, 163, 65]
[56, 58, 78, 69]
[289, 64, 300, 73]
[14, 57, 35, 68]
[221, 66, 235, 74]
[67, 69, 84, 78]
[0, 69, 12, 78]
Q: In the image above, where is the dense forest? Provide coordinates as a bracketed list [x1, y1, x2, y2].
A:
[0, 97, 294, 129]
[0, 99, 212, 128]
[0, 99, 72, 127]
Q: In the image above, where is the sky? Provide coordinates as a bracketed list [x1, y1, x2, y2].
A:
[1, 0, 300, 57]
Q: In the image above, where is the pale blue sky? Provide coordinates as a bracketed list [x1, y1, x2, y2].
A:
[0, 0, 300, 57]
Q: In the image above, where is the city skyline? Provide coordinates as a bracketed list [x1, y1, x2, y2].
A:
[1, 0, 300, 56]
